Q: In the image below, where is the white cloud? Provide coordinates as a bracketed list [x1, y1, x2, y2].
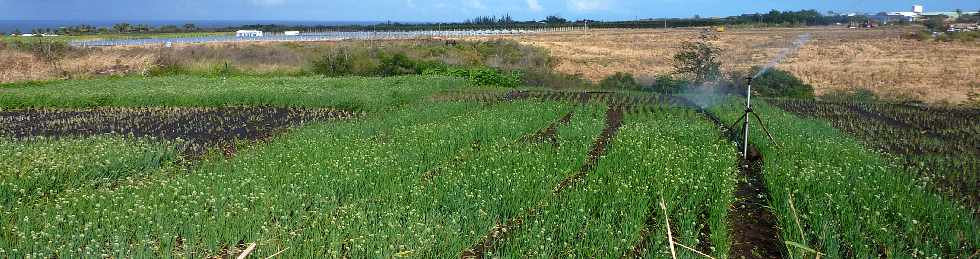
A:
[249, 0, 286, 7]
[568, 0, 610, 11]
[405, 0, 416, 8]
[526, 0, 543, 12]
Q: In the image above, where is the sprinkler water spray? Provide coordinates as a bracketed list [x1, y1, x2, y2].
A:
[729, 33, 810, 160]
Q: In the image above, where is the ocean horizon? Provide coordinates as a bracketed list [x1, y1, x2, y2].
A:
[0, 20, 387, 33]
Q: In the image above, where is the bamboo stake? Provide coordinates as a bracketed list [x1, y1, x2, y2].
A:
[660, 197, 677, 259]
[264, 247, 289, 259]
[236, 243, 257, 259]
[671, 238, 716, 259]
[788, 193, 809, 258]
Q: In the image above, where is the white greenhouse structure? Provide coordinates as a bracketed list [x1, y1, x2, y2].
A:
[235, 30, 264, 37]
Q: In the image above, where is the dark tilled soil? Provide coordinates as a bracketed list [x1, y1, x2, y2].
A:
[623, 201, 660, 258]
[0, 107, 354, 156]
[553, 106, 623, 194]
[461, 105, 625, 259]
[460, 209, 534, 259]
[696, 209, 714, 254]
[675, 96, 784, 259]
[525, 111, 575, 148]
[624, 204, 715, 258]
[449, 90, 685, 109]
[728, 145, 784, 259]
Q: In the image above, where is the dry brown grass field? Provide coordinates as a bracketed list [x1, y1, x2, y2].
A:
[0, 45, 155, 82]
[2, 26, 977, 104]
[487, 27, 980, 105]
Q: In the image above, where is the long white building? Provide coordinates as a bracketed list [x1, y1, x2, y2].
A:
[235, 30, 263, 37]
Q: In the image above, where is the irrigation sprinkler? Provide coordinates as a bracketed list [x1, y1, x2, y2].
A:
[729, 77, 780, 160]
[728, 33, 809, 160]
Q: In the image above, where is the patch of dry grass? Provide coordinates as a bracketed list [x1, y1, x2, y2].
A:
[0, 39, 549, 81]
[0, 47, 156, 82]
[486, 27, 980, 104]
[2, 28, 975, 104]
[783, 38, 980, 104]
[59, 49, 156, 78]
[0, 49, 54, 82]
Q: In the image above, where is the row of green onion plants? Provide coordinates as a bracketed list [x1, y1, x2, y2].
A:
[0, 136, 179, 208]
[0, 101, 585, 257]
[710, 97, 978, 258]
[0, 75, 467, 111]
[300, 103, 607, 257]
[490, 108, 738, 258]
[765, 98, 978, 213]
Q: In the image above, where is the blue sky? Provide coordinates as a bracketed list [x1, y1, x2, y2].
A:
[2, 0, 978, 22]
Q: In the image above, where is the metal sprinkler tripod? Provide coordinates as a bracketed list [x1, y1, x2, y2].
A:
[730, 77, 780, 160]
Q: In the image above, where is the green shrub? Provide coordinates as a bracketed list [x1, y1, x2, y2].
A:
[470, 68, 521, 87]
[148, 61, 246, 77]
[377, 52, 419, 76]
[846, 88, 879, 102]
[312, 50, 449, 77]
[311, 48, 355, 76]
[673, 31, 722, 84]
[7, 39, 73, 61]
[923, 17, 947, 32]
[413, 59, 448, 74]
[520, 69, 592, 89]
[751, 67, 814, 98]
[146, 64, 185, 77]
[599, 72, 641, 90]
[944, 31, 979, 42]
[648, 75, 688, 94]
[424, 66, 522, 87]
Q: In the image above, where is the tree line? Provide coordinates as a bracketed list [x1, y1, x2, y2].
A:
[5, 9, 930, 36]
[9, 23, 205, 36]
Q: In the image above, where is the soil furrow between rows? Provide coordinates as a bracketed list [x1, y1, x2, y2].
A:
[675, 96, 785, 259]
[524, 111, 575, 148]
[623, 199, 660, 258]
[460, 105, 624, 259]
[423, 110, 576, 183]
